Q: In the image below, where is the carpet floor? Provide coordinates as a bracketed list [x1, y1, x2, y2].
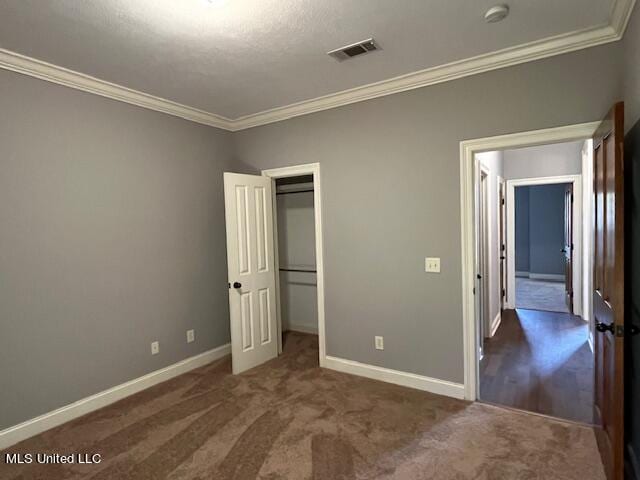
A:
[516, 277, 569, 313]
[1, 332, 604, 480]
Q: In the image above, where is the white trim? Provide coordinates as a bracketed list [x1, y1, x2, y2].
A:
[460, 122, 598, 401]
[528, 273, 565, 281]
[0, 48, 234, 131]
[324, 356, 465, 399]
[230, 21, 627, 130]
[285, 324, 319, 335]
[0, 0, 634, 131]
[505, 174, 582, 314]
[261, 163, 327, 367]
[0, 343, 231, 450]
[490, 312, 502, 337]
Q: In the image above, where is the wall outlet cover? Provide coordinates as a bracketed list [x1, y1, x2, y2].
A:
[375, 336, 384, 350]
[151, 341, 159, 355]
[187, 329, 195, 343]
[425, 257, 441, 273]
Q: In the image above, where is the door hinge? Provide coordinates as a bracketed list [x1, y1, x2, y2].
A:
[502, 288, 506, 298]
[473, 287, 476, 295]
[501, 198, 505, 205]
[501, 244, 505, 252]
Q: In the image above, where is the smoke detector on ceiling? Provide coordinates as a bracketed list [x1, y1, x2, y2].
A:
[484, 4, 510, 23]
[327, 38, 380, 61]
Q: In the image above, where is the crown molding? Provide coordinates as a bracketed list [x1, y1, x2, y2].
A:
[230, 24, 628, 130]
[0, 48, 235, 131]
[0, 0, 634, 132]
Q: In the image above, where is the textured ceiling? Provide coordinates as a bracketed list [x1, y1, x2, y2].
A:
[0, 0, 613, 119]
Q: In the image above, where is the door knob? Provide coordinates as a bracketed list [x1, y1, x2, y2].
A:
[232, 282, 242, 289]
[596, 322, 615, 334]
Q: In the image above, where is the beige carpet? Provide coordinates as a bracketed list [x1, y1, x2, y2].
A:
[1, 332, 604, 480]
[516, 277, 569, 313]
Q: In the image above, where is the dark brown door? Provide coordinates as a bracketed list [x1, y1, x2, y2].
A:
[563, 184, 574, 314]
[499, 180, 506, 309]
[593, 102, 625, 480]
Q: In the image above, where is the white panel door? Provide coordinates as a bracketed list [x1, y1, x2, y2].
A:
[224, 173, 277, 374]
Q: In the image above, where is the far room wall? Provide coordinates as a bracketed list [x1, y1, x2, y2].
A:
[515, 184, 569, 279]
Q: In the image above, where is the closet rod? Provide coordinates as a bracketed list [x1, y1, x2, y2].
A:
[276, 189, 314, 196]
[279, 268, 317, 273]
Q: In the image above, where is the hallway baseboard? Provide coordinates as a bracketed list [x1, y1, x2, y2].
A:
[490, 312, 502, 337]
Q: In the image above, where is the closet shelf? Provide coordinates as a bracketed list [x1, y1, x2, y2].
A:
[279, 267, 317, 273]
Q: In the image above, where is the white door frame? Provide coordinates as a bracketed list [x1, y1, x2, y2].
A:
[476, 164, 490, 358]
[261, 163, 326, 367]
[505, 174, 582, 314]
[459, 121, 598, 401]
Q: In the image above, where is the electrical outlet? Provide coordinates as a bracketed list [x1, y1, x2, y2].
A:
[151, 341, 159, 355]
[186, 329, 195, 343]
[425, 257, 441, 273]
[375, 336, 384, 350]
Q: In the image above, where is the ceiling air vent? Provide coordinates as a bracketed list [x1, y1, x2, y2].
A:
[327, 38, 380, 61]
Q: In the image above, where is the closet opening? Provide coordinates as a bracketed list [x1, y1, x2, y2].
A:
[269, 169, 324, 364]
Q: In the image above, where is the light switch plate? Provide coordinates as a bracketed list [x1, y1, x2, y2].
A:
[187, 329, 195, 343]
[151, 341, 159, 355]
[425, 257, 441, 273]
[375, 336, 384, 350]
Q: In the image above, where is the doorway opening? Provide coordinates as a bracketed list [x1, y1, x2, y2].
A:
[262, 163, 327, 367]
[274, 174, 319, 359]
[511, 179, 577, 314]
[223, 163, 326, 375]
[473, 139, 595, 424]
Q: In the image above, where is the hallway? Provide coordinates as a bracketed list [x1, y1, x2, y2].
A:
[479, 308, 593, 424]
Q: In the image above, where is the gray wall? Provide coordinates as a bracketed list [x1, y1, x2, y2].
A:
[503, 141, 583, 180]
[624, 6, 640, 132]
[515, 184, 568, 276]
[0, 69, 234, 430]
[528, 184, 568, 276]
[476, 151, 504, 330]
[276, 190, 318, 333]
[515, 187, 530, 272]
[233, 43, 622, 384]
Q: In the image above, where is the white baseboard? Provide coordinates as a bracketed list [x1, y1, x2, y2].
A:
[0, 343, 231, 450]
[529, 273, 565, 282]
[323, 356, 465, 400]
[490, 312, 502, 337]
[285, 324, 318, 335]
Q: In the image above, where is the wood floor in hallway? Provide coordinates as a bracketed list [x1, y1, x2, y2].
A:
[479, 308, 594, 424]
